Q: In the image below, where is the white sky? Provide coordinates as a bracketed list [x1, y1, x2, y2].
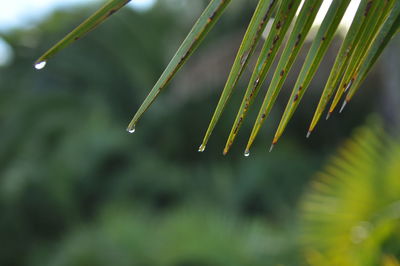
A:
[313, 0, 361, 28]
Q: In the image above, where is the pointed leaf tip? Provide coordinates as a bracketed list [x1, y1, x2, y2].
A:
[269, 144, 275, 153]
[129, 0, 231, 130]
[35, 0, 132, 65]
[198, 144, 206, 153]
[202, 0, 279, 149]
[326, 112, 332, 120]
[339, 100, 348, 113]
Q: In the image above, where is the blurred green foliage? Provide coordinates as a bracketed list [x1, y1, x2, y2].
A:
[0, 1, 398, 266]
[37, 206, 298, 266]
[301, 120, 400, 266]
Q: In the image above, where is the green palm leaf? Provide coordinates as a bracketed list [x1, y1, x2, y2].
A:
[270, 0, 352, 149]
[344, 2, 400, 106]
[241, 0, 324, 154]
[127, 0, 232, 133]
[308, 0, 370, 133]
[329, 0, 396, 114]
[35, 0, 400, 154]
[199, 0, 279, 153]
[35, 0, 131, 69]
[223, 0, 303, 155]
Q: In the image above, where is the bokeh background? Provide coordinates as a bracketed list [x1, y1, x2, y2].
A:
[0, 0, 399, 265]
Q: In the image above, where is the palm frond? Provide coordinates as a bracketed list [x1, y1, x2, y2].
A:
[301, 119, 400, 266]
[35, 0, 400, 154]
[239, 0, 324, 154]
[329, 0, 397, 114]
[345, 2, 400, 104]
[224, 0, 304, 155]
[309, 0, 371, 131]
[264, 0, 352, 150]
[198, 0, 279, 153]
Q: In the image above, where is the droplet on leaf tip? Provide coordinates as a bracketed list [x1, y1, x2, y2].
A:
[34, 60, 47, 70]
[198, 144, 206, 153]
[127, 125, 136, 134]
[244, 150, 250, 157]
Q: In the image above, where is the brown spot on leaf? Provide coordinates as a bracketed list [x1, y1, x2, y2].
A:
[365, 1, 373, 16]
[273, 35, 280, 45]
[209, 11, 217, 21]
[288, 1, 294, 10]
[295, 34, 301, 46]
[107, 9, 117, 17]
[276, 21, 281, 29]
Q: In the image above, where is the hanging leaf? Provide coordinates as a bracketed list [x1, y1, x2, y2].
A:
[35, 0, 400, 155]
[270, 0, 352, 149]
[223, 0, 303, 155]
[35, 0, 131, 69]
[198, 0, 279, 152]
[308, 0, 370, 133]
[127, 0, 232, 133]
[241, 0, 324, 154]
[328, 0, 396, 114]
[345, 3, 400, 105]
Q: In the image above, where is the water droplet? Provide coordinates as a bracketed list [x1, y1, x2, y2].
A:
[306, 131, 312, 139]
[244, 150, 250, 157]
[127, 125, 136, 134]
[34, 61, 47, 70]
[198, 144, 206, 152]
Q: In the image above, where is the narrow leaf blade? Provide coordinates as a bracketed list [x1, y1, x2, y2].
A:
[346, 3, 400, 103]
[198, 0, 279, 152]
[223, 0, 303, 155]
[308, 0, 370, 133]
[243, 0, 324, 152]
[35, 0, 131, 67]
[272, 0, 352, 146]
[328, 0, 395, 113]
[127, 0, 232, 132]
